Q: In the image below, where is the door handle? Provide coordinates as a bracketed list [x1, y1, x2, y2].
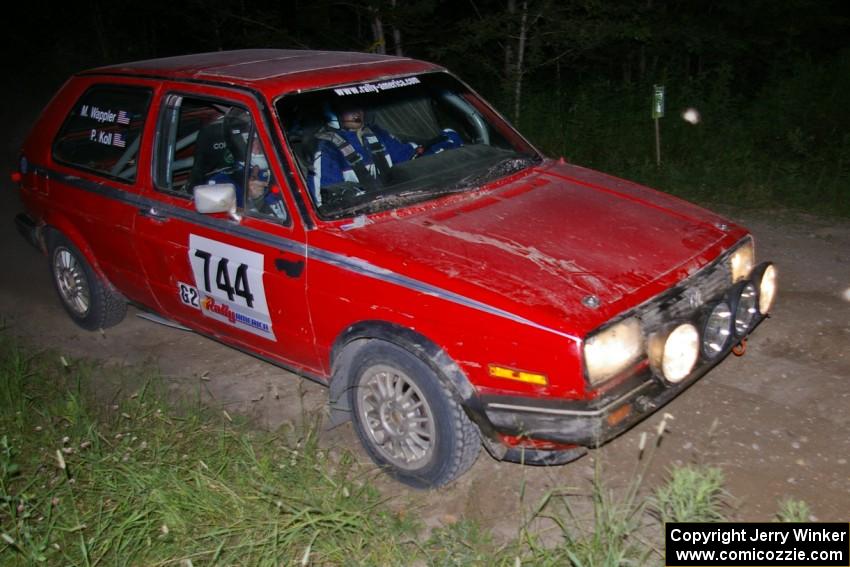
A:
[274, 257, 305, 278]
[138, 207, 169, 222]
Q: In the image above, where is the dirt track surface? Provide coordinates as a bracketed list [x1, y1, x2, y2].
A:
[2, 103, 848, 535]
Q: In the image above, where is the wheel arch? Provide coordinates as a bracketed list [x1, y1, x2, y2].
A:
[41, 212, 110, 285]
[327, 320, 478, 426]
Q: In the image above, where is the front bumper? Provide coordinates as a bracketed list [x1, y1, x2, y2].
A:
[464, 241, 773, 460]
[465, 312, 766, 456]
[469, 355, 718, 458]
[478, 367, 699, 448]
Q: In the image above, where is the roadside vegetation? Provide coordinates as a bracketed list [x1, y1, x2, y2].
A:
[518, 52, 850, 218]
[0, 336, 809, 565]
[0, 338, 415, 565]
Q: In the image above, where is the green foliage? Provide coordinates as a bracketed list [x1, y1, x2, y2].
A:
[425, 520, 498, 566]
[649, 465, 728, 524]
[776, 499, 811, 523]
[517, 50, 850, 217]
[509, 475, 652, 567]
[560, 481, 651, 567]
[515, 429, 670, 567]
[0, 337, 416, 566]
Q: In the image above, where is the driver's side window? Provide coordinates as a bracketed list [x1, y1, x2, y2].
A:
[154, 96, 250, 197]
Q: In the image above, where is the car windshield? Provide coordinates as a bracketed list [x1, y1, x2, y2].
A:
[276, 72, 541, 219]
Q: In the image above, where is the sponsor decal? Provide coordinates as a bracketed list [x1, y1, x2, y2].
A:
[200, 296, 272, 335]
[200, 296, 236, 323]
[334, 76, 421, 97]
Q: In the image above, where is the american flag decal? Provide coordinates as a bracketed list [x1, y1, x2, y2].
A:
[113, 132, 127, 148]
[117, 111, 131, 125]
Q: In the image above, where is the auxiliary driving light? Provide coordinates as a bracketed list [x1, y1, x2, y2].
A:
[731, 281, 758, 337]
[701, 301, 733, 358]
[751, 262, 777, 315]
[661, 323, 700, 383]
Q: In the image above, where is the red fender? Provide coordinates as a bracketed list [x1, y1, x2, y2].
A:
[40, 210, 113, 287]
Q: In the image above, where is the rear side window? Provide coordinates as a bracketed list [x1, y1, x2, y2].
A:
[53, 86, 151, 183]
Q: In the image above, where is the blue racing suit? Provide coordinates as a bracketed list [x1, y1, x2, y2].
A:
[307, 125, 462, 205]
[207, 163, 286, 220]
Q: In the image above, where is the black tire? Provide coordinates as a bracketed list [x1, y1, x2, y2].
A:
[348, 341, 480, 488]
[47, 231, 127, 331]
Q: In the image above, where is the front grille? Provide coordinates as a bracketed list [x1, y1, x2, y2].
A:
[635, 241, 740, 333]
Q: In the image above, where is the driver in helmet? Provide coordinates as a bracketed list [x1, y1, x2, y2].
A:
[307, 101, 462, 206]
[244, 135, 287, 220]
[207, 108, 286, 220]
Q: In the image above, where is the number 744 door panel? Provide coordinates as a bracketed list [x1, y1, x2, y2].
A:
[133, 202, 320, 374]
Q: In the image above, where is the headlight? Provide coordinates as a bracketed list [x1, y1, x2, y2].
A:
[730, 281, 758, 336]
[730, 240, 754, 282]
[659, 323, 700, 383]
[701, 301, 733, 358]
[752, 262, 777, 315]
[583, 318, 643, 385]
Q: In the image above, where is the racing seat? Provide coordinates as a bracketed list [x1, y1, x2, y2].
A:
[187, 119, 231, 191]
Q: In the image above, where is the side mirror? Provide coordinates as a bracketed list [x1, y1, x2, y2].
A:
[194, 184, 241, 221]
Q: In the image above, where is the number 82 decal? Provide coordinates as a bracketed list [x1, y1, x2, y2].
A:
[178, 282, 200, 308]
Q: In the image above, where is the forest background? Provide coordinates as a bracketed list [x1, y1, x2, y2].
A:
[4, 0, 850, 215]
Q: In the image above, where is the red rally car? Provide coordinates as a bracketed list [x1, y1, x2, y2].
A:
[12, 50, 777, 487]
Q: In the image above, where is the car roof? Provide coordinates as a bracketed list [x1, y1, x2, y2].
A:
[82, 49, 443, 93]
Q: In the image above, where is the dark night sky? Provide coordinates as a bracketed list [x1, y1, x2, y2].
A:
[5, 0, 849, 93]
[4, 0, 849, 194]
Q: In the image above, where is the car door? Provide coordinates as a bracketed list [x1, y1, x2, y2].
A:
[133, 86, 320, 373]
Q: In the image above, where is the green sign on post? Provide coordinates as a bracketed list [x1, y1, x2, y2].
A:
[652, 85, 664, 166]
[652, 85, 665, 119]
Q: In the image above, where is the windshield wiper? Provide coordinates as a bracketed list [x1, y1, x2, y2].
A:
[319, 154, 542, 219]
[455, 154, 541, 188]
[389, 154, 542, 204]
[320, 191, 401, 219]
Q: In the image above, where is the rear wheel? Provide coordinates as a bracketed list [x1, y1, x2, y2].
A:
[349, 341, 480, 488]
[47, 232, 126, 331]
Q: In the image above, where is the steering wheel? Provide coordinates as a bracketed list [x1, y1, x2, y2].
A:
[412, 133, 450, 159]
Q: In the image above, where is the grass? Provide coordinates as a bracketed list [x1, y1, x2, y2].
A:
[0, 335, 814, 565]
[776, 499, 812, 523]
[0, 338, 416, 565]
[510, 420, 675, 566]
[649, 466, 728, 524]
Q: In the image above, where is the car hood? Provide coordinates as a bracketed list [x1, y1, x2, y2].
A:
[332, 160, 747, 337]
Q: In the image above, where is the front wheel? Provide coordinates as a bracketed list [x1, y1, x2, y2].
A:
[47, 232, 126, 331]
[349, 341, 480, 488]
